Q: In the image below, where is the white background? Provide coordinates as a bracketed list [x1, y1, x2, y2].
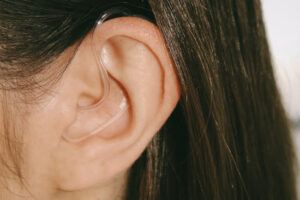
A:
[262, 0, 300, 120]
[261, 0, 300, 192]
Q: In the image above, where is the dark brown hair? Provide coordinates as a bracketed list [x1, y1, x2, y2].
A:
[0, 0, 297, 199]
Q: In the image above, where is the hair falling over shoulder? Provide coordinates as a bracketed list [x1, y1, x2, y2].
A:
[0, 0, 297, 199]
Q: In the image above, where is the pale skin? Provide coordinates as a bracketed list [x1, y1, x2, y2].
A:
[0, 17, 181, 199]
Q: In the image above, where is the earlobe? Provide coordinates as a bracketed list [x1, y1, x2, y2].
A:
[52, 17, 180, 190]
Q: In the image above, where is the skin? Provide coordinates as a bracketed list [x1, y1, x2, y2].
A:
[0, 17, 181, 199]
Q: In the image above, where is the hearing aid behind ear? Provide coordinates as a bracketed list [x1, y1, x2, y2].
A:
[62, 8, 135, 143]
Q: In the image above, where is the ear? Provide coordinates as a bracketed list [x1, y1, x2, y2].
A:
[52, 17, 180, 190]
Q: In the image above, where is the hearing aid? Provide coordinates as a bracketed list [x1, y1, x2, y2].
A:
[62, 8, 135, 143]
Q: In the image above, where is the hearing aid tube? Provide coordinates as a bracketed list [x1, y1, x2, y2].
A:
[62, 8, 130, 143]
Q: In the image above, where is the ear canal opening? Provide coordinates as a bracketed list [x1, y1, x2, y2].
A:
[62, 8, 132, 143]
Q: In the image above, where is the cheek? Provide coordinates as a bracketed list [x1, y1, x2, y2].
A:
[20, 98, 70, 189]
[0, 92, 65, 192]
